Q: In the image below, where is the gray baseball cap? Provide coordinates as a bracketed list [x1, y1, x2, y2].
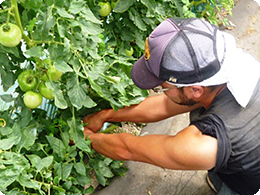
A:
[131, 17, 226, 89]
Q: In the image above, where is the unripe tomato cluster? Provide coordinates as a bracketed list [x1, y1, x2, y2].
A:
[17, 66, 62, 109]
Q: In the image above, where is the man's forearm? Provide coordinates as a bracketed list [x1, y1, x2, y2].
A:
[88, 132, 133, 160]
[87, 125, 217, 170]
[102, 94, 198, 124]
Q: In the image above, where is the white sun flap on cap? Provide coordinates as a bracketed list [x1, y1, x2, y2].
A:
[226, 48, 260, 107]
[167, 31, 260, 107]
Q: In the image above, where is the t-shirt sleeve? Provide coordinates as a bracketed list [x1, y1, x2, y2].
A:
[190, 114, 232, 172]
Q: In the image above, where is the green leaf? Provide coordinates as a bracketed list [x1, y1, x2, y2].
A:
[67, 117, 92, 154]
[0, 126, 12, 136]
[74, 162, 86, 176]
[54, 59, 73, 73]
[37, 8, 56, 35]
[0, 136, 18, 150]
[46, 135, 66, 159]
[90, 157, 114, 182]
[69, 0, 85, 14]
[141, 0, 156, 10]
[57, 22, 66, 38]
[17, 173, 41, 189]
[0, 152, 29, 191]
[89, 79, 122, 109]
[46, 82, 68, 109]
[24, 46, 44, 58]
[85, 185, 95, 194]
[76, 175, 92, 185]
[0, 167, 19, 191]
[9, 123, 22, 146]
[62, 180, 72, 190]
[82, 7, 102, 24]
[95, 172, 107, 186]
[67, 74, 96, 109]
[129, 8, 147, 31]
[61, 131, 70, 148]
[0, 44, 20, 57]
[121, 29, 136, 41]
[61, 163, 73, 181]
[63, 38, 71, 55]
[19, 107, 33, 128]
[79, 20, 103, 35]
[56, 7, 74, 18]
[16, 125, 37, 151]
[27, 155, 53, 171]
[0, 94, 15, 102]
[114, 0, 134, 13]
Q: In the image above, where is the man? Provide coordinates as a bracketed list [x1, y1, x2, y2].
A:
[83, 18, 260, 195]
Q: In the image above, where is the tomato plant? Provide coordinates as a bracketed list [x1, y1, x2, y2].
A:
[0, 0, 233, 194]
[0, 23, 22, 47]
[23, 91, 43, 109]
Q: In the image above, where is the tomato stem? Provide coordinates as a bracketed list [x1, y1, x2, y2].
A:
[2, 24, 11, 32]
[34, 40, 64, 45]
[11, 0, 34, 48]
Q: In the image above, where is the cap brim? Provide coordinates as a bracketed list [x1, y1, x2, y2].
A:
[131, 56, 164, 89]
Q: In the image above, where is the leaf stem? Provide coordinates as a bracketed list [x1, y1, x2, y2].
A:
[74, 51, 89, 78]
[33, 40, 64, 45]
[99, 124, 119, 134]
[0, 8, 9, 14]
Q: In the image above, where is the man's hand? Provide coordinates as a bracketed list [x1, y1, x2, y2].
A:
[83, 110, 108, 133]
[83, 126, 94, 139]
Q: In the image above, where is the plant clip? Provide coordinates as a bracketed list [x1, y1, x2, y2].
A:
[0, 118, 6, 127]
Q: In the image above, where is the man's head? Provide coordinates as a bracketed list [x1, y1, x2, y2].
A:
[131, 18, 227, 90]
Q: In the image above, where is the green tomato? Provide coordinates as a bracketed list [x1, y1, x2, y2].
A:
[41, 66, 63, 82]
[125, 46, 134, 57]
[23, 91, 43, 109]
[47, 66, 63, 81]
[18, 70, 39, 92]
[111, 0, 120, 10]
[0, 23, 22, 47]
[98, 2, 111, 17]
[41, 73, 48, 82]
[39, 82, 54, 99]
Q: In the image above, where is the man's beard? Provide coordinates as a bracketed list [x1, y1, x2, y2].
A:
[176, 88, 198, 107]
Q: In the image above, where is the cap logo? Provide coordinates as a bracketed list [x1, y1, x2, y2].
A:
[169, 77, 177, 82]
[144, 37, 151, 60]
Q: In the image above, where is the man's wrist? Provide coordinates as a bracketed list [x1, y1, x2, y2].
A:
[100, 109, 114, 122]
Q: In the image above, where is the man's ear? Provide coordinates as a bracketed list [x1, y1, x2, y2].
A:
[190, 86, 204, 98]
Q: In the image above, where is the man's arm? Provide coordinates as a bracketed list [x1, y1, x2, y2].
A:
[85, 125, 217, 170]
[83, 93, 202, 132]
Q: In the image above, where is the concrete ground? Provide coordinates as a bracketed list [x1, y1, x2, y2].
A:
[93, 1, 260, 194]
